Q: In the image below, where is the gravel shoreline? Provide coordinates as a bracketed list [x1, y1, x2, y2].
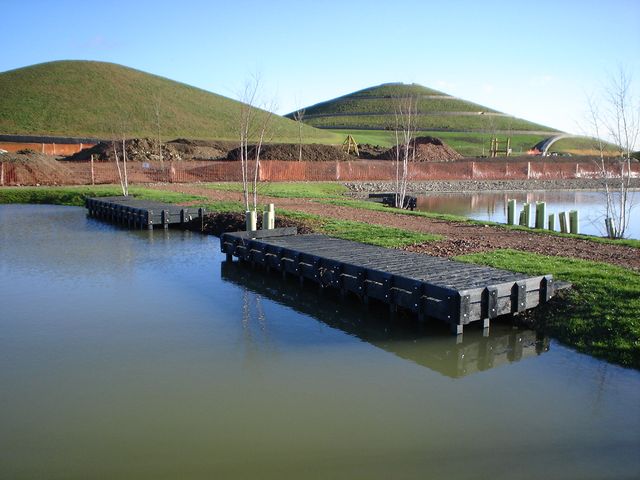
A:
[344, 178, 640, 195]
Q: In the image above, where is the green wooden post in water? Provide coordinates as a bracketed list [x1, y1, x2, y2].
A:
[535, 202, 546, 229]
[523, 202, 533, 228]
[548, 213, 556, 231]
[507, 199, 516, 225]
[559, 211, 568, 233]
[519, 210, 527, 227]
[569, 210, 579, 234]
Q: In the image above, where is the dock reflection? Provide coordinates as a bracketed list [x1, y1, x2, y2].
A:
[221, 261, 549, 378]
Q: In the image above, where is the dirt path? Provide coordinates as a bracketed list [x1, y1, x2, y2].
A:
[154, 184, 640, 271]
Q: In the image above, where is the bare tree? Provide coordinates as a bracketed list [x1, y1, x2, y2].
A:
[152, 95, 163, 167]
[292, 107, 306, 161]
[238, 75, 275, 214]
[586, 68, 639, 238]
[111, 117, 129, 196]
[392, 95, 418, 208]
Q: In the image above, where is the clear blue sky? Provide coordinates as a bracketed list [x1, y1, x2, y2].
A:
[2, 0, 639, 134]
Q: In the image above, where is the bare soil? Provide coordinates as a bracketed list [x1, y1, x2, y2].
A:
[0, 152, 73, 185]
[156, 184, 640, 271]
[65, 138, 234, 162]
[377, 136, 463, 162]
[226, 143, 355, 162]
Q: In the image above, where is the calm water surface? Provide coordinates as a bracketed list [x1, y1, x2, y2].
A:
[416, 189, 639, 239]
[1, 204, 639, 479]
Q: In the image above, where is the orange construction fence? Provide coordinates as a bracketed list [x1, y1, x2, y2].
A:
[1, 159, 638, 186]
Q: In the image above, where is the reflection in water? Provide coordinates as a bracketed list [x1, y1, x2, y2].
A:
[2, 204, 639, 479]
[222, 261, 548, 378]
[416, 189, 639, 238]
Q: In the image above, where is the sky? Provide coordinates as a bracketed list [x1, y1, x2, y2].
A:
[2, 0, 639, 135]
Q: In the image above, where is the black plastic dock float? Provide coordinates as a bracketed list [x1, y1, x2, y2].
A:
[85, 196, 203, 230]
[220, 228, 557, 334]
[369, 193, 417, 210]
[221, 260, 549, 377]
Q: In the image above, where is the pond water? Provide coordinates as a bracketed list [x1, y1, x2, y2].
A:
[415, 189, 639, 239]
[1, 204, 639, 479]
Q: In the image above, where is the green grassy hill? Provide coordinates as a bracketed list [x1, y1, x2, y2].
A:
[0, 61, 341, 143]
[290, 82, 558, 134]
[289, 83, 568, 155]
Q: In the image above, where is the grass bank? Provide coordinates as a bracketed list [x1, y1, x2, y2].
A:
[203, 182, 640, 248]
[205, 182, 348, 199]
[0, 186, 203, 206]
[202, 199, 441, 248]
[458, 250, 640, 369]
[321, 197, 640, 249]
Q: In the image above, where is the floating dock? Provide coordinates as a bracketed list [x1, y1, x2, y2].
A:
[221, 260, 549, 377]
[220, 228, 558, 334]
[368, 192, 417, 210]
[85, 196, 203, 230]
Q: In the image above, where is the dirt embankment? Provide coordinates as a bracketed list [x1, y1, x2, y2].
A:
[65, 138, 234, 162]
[226, 143, 355, 162]
[377, 136, 463, 162]
[0, 152, 73, 185]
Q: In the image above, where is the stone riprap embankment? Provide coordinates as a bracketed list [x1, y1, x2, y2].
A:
[343, 178, 640, 195]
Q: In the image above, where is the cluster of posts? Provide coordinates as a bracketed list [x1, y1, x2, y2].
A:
[507, 199, 579, 234]
[246, 204, 276, 231]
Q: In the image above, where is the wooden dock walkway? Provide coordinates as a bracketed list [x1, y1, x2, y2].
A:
[220, 228, 559, 334]
[85, 196, 204, 230]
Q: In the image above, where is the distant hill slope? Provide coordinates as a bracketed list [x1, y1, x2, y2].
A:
[288, 83, 559, 134]
[0, 61, 341, 143]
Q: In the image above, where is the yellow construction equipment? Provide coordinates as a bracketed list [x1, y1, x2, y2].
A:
[342, 135, 359, 156]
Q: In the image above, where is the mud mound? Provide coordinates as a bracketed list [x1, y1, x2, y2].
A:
[202, 212, 316, 236]
[227, 143, 354, 162]
[168, 139, 234, 160]
[356, 143, 387, 159]
[64, 138, 230, 162]
[379, 136, 462, 162]
[0, 152, 73, 185]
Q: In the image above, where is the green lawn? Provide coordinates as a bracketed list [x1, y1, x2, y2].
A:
[279, 209, 441, 248]
[308, 114, 553, 133]
[458, 249, 640, 369]
[206, 181, 348, 199]
[0, 186, 203, 206]
[327, 129, 549, 156]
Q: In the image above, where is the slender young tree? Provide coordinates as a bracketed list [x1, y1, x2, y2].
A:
[152, 95, 164, 167]
[238, 75, 274, 213]
[111, 119, 129, 196]
[293, 107, 306, 162]
[586, 68, 639, 238]
[392, 95, 418, 208]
